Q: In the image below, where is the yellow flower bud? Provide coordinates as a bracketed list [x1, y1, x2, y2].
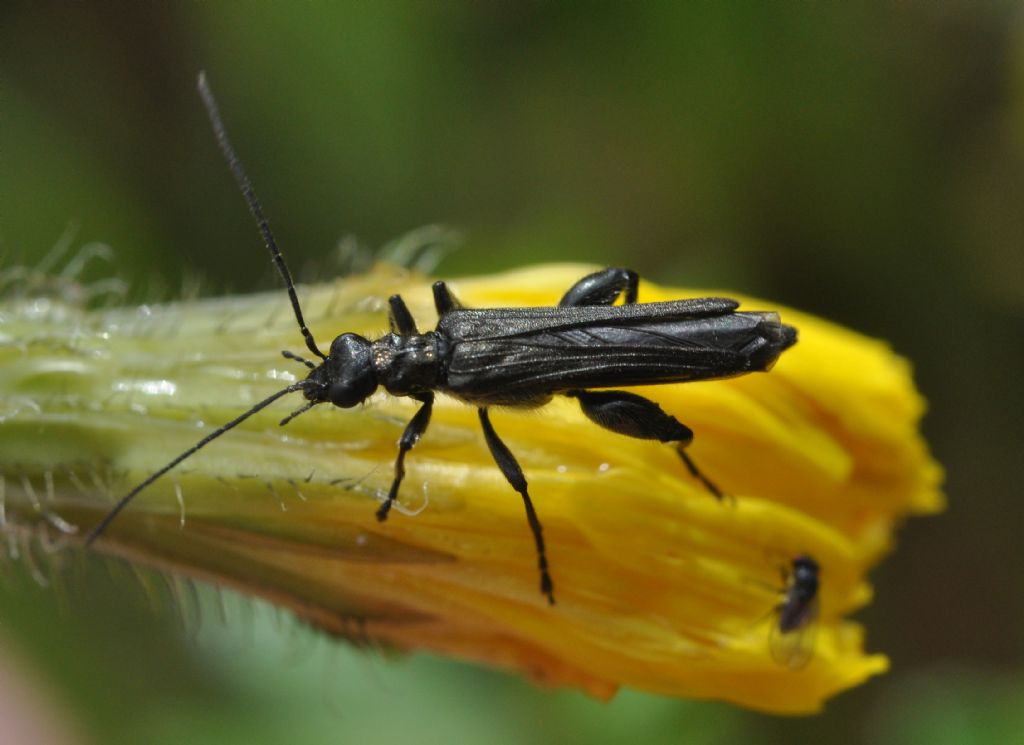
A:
[0, 263, 942, 713]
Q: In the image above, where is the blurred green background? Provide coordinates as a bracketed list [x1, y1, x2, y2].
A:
[2, 2, 1022, 744]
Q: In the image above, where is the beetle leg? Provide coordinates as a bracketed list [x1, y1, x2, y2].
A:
[376, 392, 434, 521]
[676, 450, 724, 500]
[558, 267, 639, 307]
[478, 408, 555, 605]
[566, 389, 723, 499]
[388, 294, 419, 335]
[432, 280, 464, 316]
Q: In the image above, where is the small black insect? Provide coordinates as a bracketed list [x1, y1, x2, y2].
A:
[769, 554, 820, 669]
[84, 73, 798, 605]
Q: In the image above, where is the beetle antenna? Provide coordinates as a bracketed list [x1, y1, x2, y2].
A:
[279, 400, 318, 426]
[197, 71, 326, 361]
[84, 381, 309, 546]
[281, 349, 316, 370]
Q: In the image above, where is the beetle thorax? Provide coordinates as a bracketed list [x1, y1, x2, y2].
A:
[371, 332, 443, 396]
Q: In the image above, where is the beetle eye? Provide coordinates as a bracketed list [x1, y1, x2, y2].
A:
[328, 380, 365, 408]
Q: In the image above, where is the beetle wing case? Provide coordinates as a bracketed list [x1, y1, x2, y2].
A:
[437, 301, 797, 404]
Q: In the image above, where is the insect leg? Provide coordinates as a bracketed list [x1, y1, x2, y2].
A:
[388, 295, 419, 335]
[566, 389, 723, 499]
[376, 392, 434, 521]
[477, 408, 555, 605]
[432, 280, 464, 315]
[558, 267, 638, 307]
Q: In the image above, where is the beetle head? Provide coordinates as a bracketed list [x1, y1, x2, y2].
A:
[304, 333, 378, 408]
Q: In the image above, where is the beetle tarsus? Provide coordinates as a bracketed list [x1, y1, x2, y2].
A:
[676, 449, 724, 500]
